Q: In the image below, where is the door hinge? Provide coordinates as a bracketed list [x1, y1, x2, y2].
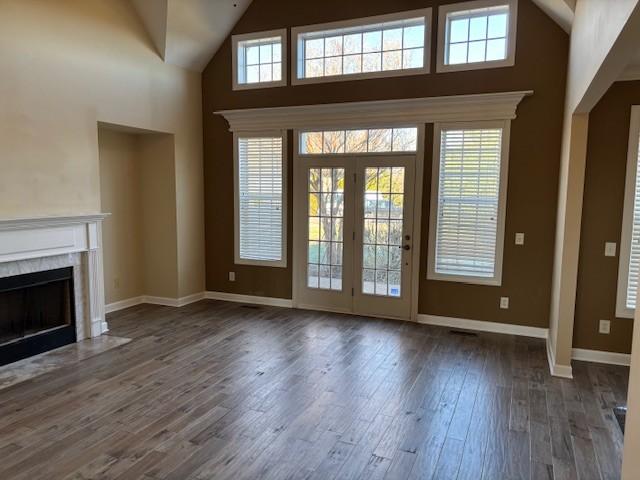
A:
[351, 287, 354, 296]
[352, 231, 355, 240]
[353, 173, 356, 183]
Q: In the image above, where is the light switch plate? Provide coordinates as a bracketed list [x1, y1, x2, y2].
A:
[229, 272, 236, 282]
[605, 242, 617, 257]
[599, 319, 611, 334]
[500, 297, 509, 309]
[515, 233, 525, 245]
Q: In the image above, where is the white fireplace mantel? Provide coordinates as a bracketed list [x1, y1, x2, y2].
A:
[0, 213, 110, 338]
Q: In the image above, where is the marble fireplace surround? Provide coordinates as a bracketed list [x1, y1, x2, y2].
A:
[0, 214, 109, 340]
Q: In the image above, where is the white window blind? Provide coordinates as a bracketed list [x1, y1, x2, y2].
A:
[625, 132, 640, 309]
[434, 127, 504, 279]
[237, 136, 284, 264]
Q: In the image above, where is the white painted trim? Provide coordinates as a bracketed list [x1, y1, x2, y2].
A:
[291, 8, 432, 86]
[616, 105, 640, 319]
[572, 348, 631, 366]
[233, 130, 288, 268]
[547, 336, 573, 378]
[410, 125, 426, 322]
[205, 291, 293, 308]
[416, 313, 548, 339]
[105, 296, 145, 313]
[436, 0, 518, 73]
[105, 292, 206, 313]
[427, 120, 510, 286]
[232, 29, 288, 91]
[216, 91, 533, 132]
[0, 214, 109, 339]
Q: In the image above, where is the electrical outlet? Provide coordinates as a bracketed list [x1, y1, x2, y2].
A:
[500, 297, 509, 309]
[599, 319, 611, 334]
[515, 233, 525, 245]
[229, 271, 236, 282]
[604, 242, 617, 257]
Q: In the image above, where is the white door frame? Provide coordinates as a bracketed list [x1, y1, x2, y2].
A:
[292, 125, 425, 322]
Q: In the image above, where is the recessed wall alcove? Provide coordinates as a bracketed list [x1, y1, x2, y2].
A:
[98, 123, 179, 307]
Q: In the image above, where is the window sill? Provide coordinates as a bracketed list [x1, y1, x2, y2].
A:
[427, 271, 502, 286]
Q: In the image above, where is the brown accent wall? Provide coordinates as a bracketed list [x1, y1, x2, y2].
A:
[202, 0, 568, 328]
[575, 81, 640, 354]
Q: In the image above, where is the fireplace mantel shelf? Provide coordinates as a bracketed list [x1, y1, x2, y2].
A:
[0, 214, 110, 231]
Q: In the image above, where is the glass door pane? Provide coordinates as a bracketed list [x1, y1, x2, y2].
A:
[307, 167, 345, 291]
[362, 166, 405, 297]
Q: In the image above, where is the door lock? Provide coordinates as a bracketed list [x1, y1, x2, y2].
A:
[402, 245, 411, 251]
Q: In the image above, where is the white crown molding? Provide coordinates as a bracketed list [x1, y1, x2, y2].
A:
[205, 291, 293, 308]
[0, 214, 110, 231]
[416, 313, 548, 339]
[572, 348, 631, 366]
[216, 91, 533, 132]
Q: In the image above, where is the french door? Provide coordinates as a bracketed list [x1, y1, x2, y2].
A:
[295, 155, 415, 319]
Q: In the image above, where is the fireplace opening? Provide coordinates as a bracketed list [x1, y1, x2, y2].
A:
[0, 267, 76, 366]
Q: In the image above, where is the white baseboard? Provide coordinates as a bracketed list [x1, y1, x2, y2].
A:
[105, 292, 206, 313]
[546, 337, 573, 378]
[205, 291, 293, 308]
[105, 296, 145, 313]
[572, 348, 631, 366]
[416, 314, 549, 339]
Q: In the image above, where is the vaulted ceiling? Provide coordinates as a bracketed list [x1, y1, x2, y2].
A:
[131, 0, 252, 72]
[129, 0, 639, 81]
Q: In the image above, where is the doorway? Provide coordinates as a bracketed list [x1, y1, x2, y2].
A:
[294, 152, 416, 320]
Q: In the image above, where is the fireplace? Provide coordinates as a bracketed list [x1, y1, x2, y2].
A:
[0, 267, 76, 366]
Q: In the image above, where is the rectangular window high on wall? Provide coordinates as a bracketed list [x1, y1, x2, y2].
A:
[235, 133, 287, 267]
[617, 106, 640, 318]
[437, 0, 517, 73]
[232, 29, 287, 90]
[428, 121, 510, 285]
[292, 9, 431, 85]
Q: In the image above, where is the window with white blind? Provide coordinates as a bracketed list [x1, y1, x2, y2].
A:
[232, 29, 287, 90]
[436, 0, 517, 73]
[234, 133, 287, 267]
[616, 106, 640, 318]
[428, 122, 510, 285]
[292, 9, 431, 85]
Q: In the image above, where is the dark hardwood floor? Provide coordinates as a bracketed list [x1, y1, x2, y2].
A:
[0, 300, 629, 479]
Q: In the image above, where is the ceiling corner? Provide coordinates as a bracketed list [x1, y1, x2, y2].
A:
[531, 0, 575, 33]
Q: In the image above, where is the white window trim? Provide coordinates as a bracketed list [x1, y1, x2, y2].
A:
[232, 29, 288, 91]
[234, 130, 288, 267]
[436, 0, 518, 73]
[427, 120, 511, 286]
[291, 8, 432, 86]
[616, 105, 640, 319]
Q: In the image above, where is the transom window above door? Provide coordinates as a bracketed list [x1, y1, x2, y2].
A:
[292, 9, 431, 84]
[299, 127, 418, 155]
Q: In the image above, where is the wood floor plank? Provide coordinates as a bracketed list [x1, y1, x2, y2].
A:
[0, 300, 627, 480]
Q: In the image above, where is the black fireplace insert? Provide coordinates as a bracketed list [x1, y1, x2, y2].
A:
[0, 267, 76, 366]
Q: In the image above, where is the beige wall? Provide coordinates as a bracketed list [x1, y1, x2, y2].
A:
[0, 0, 205, 298]
[139, 133, 180, 299]
[623, 303, 640, 479]
[99, 129, 144, 304]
